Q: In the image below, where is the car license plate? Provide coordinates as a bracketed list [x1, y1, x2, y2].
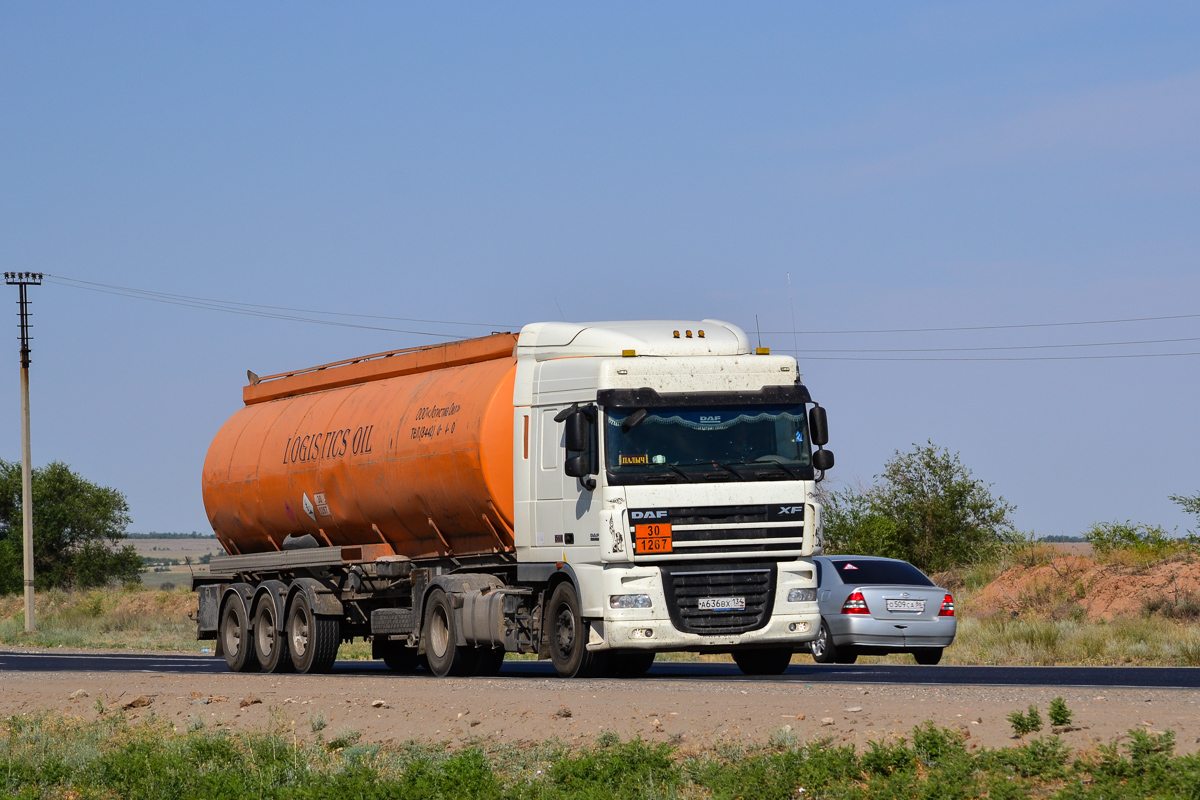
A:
[635, 522, 673, 554]
[886, 599, 925, 612]
[698, 596, 746, 611]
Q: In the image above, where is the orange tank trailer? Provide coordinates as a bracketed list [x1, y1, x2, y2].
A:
[201, 333, 519, 559]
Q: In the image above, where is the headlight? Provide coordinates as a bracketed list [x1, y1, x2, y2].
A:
[787, 588, 816, 603]
[609, 594, 653, 609]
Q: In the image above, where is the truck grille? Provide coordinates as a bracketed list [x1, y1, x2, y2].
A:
[660, 563, 775, 635]
[631, 505, 806, 558]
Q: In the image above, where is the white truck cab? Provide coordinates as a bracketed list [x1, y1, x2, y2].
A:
[511, 320, 830, 674]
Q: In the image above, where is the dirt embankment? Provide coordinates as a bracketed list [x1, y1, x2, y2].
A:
[967, 554, 1200, 621]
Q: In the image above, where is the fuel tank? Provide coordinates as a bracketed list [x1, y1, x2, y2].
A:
[201, 333, 518, 558]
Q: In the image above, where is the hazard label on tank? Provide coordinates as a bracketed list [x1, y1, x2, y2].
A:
[302, 493, 317, 521]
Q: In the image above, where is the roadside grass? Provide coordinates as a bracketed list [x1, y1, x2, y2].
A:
[4, 712, 1198, 799]
[0, 586, 199, 652]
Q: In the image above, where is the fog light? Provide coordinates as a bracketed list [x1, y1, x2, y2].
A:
[631, 628, 654, 639]
[787, 588, 816, 602]
[610, 594, 653, 609]
[788, 621, 810, 633]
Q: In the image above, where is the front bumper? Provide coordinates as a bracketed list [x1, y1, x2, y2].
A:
[591, 563, 820, 652]
[828, 614, 957, 649]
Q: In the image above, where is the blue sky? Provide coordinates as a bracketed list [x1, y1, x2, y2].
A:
[1, 3, 1198, 535]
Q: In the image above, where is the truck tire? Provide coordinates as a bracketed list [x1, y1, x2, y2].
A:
[219, 594, 258, 673]
[472, 647, 506, 677]
[733, 648, 793, 676]
[374, 638, 422, 672]
[547, 582, 608, 678]
[912, 648, 943, 665]
[422, 588, 478, 677]
[286, 591, 340, 674]
[253, 595, 293, 673]
[609, 651, 655, 678]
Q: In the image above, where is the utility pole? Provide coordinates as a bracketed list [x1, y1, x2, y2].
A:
[5, 272, 42, 632]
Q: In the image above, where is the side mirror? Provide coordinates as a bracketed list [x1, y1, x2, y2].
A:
[564, 454, 589, 478]
[809, 405, 829, 447]
[564, 411, 588, 451]
[813, 449, 834, 471]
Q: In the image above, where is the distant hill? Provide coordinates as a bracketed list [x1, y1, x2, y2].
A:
[1037, 535, 1086, 543]
[125, 532, 216, 539]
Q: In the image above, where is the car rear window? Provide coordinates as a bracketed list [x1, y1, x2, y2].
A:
[831, 560, 933, 586]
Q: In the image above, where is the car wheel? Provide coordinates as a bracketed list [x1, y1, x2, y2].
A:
[913, 647, 943, 665]
[732, 648, 793, 675]
[810, 618, 842, 664]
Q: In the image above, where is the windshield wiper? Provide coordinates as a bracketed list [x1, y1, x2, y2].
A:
[714, 462, 747, 480]
[747, 460, 801, 480]
[665, 464, 695, 483]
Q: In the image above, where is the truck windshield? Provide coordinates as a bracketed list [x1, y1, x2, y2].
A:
[604, 404, 812, 484]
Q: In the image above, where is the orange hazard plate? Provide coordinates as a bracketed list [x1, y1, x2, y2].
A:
[635, 522, 673, 554]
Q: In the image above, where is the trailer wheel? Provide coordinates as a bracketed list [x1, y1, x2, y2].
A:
[732, 648, 793, 676]
[219, 594, 258, 673]
[286, 591, 340, 674]
[253, 596, 294, 673]
[547, 582, 607, 678]
[422, 588, 477, 677]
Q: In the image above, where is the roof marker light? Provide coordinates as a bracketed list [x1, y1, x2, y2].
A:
[622, 349, 636, 357]
[756, 347, 770, 355]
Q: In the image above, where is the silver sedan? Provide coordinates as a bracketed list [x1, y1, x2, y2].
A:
[808, 555, 956, 665]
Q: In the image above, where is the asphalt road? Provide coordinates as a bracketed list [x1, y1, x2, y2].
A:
[1, 650, 1197, 689]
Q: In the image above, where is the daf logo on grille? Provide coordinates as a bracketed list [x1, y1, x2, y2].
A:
[630, 510, 668, 520]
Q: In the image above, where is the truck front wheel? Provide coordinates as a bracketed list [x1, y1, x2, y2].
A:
[423, 588, 478, 677]
[286, 592, 340, 674]
[547, 582, 607, 678]
[732, 648, 793, 676]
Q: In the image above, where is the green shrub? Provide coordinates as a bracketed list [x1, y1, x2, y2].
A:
[1006, 705, 1043, 737]
[821, 442, 1016, 572]
[1048, 696, 1073, 727]
[1084, 520, 1184, 559]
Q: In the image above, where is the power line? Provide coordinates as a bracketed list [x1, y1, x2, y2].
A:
[785, 335, 1200, 355]
[44, 272, 523, 328]
[759, 311, 1200, 336]
[46, 275, 520, 338]
[789, 351, 1200, 362]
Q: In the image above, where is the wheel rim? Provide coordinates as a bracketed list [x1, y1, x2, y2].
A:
[555, 605, 576, 659]
[291, 606, 310, 659]
[429, 605, 450, 659]
[812, 626, 827, 658]
[256, 611, 275, 659]
[222, 608, 242, 657]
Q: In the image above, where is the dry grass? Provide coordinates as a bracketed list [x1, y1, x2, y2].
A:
[0, 585, 200, 652]
[7, 544, 1200, 667]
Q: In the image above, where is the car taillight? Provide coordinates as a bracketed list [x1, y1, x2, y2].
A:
[841, 591, 869, 615]
[938, 594, 955, 617]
